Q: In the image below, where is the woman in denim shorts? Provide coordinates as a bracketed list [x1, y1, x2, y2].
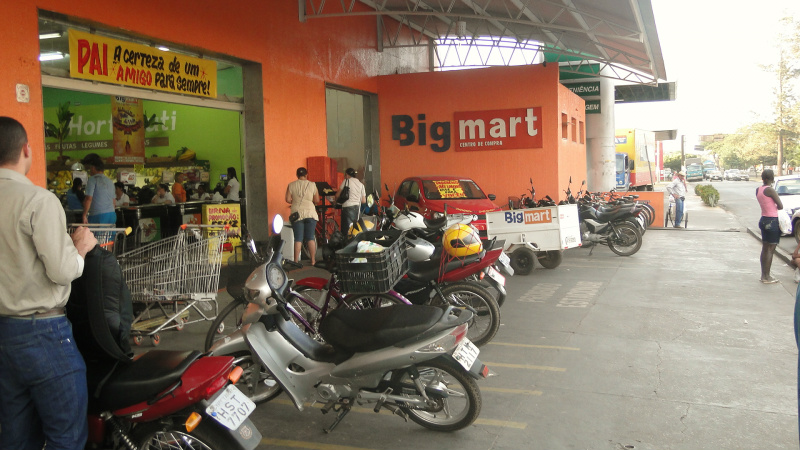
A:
[756, 169, 783, 283]
[286, 167, 320, 265]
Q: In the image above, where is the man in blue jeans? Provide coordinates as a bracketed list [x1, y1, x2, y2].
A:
[0, 117, 97, 450]
[666, 170, 687, 227]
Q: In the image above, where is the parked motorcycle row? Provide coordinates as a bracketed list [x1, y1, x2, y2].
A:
[74, 177, 654, 450]
[510, 177, 653, 258]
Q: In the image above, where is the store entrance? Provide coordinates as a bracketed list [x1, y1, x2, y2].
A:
[325, 86, 380, 194]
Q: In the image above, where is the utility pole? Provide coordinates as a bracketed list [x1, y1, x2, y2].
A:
[680, 135, 685, 170]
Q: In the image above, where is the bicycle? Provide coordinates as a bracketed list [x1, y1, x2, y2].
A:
[664, 198, 688, 228]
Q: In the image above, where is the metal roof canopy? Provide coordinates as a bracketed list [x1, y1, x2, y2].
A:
[301, 0, 666, 85]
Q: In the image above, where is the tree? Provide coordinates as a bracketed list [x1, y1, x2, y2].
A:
[762, 17, 800, 174]
[44, 102, 74, 161]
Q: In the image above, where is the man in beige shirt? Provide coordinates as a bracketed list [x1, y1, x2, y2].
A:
[0, 117, 97, 450]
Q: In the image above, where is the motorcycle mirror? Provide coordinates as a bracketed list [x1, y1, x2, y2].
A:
[569, 176, 572, 183]
[272, 214, 284, 234]
[529, 177, 533, 184]
[488, 194, 496, 201]
[581, 180, 586, 186]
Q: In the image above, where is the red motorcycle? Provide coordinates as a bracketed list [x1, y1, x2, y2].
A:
[69, 248, 262, 450]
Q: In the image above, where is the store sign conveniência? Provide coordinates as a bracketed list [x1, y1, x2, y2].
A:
[68, 29, 217, 99]
[391, 107, 543, 152]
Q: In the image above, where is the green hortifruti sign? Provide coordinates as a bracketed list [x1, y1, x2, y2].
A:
[565, 81, 600, 98]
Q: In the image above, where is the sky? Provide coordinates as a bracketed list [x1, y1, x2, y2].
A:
[613, 0, 800, 150]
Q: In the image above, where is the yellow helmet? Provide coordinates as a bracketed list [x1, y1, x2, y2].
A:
[442, 224, 482, 258]
[349, 219, 375, 237]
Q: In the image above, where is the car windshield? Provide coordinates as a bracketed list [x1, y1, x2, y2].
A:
[422, 179, 487, 200]
[775, 178, 800, 195]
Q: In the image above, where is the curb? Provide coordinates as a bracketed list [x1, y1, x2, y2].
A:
[746, 227, 793, 265]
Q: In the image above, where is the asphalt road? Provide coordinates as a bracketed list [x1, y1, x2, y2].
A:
[708, 179, 800, 256]
[149, 201, 799, 450]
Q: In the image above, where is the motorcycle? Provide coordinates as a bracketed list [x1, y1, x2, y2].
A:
[70, 250, 262, 450]
[577, 197, 643, 256]
[209, 215, 489, 433]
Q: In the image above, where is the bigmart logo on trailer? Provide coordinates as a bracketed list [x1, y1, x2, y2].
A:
[391, 107, 543, 152]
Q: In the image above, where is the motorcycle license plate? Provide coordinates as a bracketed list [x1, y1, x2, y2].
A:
[206, 385, 256, 430]
[452, 338, 480, 371]
[499, 252, 510, 265]
[485, 266, 505, 286]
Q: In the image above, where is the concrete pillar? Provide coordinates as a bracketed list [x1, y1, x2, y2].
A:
[585, 75, 616, 192]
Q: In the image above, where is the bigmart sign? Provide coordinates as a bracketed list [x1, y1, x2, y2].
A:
[391, 107, 543, 152]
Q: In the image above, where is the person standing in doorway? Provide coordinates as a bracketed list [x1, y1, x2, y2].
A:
[0, 117, 98, 450]
[81, 153, 116, 224]
[339, 168, 366, 234]
[757, 169, 783, 283]
[224, 167, 240, 201]
[665, 170, 687, 227]
[286, 167, 320, 265]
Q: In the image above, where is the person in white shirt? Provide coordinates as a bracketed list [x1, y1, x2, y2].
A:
[339, 168, 366, 234]
[114, 182, 130, 207]
[151, 184, 175, 205]
[190, 183, 211, 201]
[665, 171, 687, 227]
[224, 167, 240, 201]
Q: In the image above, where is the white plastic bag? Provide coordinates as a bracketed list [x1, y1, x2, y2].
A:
[794, 267, 800, 284]
[779, 209, 792, 235]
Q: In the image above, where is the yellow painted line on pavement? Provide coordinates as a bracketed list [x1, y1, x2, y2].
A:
[484, 362, 566, 372]
[271, 398, 529, 429]
[261, 438, 376, 450]
[481, 386, 542, 396]
[489, 341, 580, 351]
[474, 418, 527, 429]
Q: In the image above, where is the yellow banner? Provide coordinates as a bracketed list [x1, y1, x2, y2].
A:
[68, 29, 217, 98]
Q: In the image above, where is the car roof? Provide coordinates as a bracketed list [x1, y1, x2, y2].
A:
[401, 176, 480, 182]
[775, 175, 800, 182]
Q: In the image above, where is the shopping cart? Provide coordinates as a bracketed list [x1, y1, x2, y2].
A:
[67, 223, 132, 255]
[117, 224, 228, 346]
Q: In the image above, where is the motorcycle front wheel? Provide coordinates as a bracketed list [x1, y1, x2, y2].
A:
[607, 222, 643, 256]
[391, 357, 481, 432]
[132, 419, 238, 450]
[433, 282, 500, 347]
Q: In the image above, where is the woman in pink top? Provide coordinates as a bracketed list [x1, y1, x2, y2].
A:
[757, 169, 783, 283]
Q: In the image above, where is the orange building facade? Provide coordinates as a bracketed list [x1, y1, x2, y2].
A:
[377, 64, 586, 206]
[1, 1, 585, 222]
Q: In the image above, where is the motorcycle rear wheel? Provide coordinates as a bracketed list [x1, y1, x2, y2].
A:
[607, 222, 642, 256]
[391, 357, 482, 432]
[433, 282, 500, 347]
[132, 419, 238, 450]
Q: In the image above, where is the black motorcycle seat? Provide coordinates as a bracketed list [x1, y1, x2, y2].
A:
[406, 250, 485, 282]
[423, 215, 448, 229]
[595, 207, 632, 222]
[98, 350, 202, 411]
[319, 305, 444, 353]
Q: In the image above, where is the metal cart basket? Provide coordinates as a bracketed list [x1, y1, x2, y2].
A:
[117, 224, 228, 346]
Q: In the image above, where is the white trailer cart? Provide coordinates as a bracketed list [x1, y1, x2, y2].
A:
[485, 204, 581, 275]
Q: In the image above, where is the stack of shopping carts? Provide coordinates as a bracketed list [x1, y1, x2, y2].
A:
[115, 224, 228, 346]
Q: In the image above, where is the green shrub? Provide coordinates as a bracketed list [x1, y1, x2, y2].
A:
[694, 184, 720, 207]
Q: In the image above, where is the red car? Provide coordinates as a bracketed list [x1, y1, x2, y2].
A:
[393, 176, 502, 238]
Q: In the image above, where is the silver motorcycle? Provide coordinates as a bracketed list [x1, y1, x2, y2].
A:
[208, 215, 489, 432]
